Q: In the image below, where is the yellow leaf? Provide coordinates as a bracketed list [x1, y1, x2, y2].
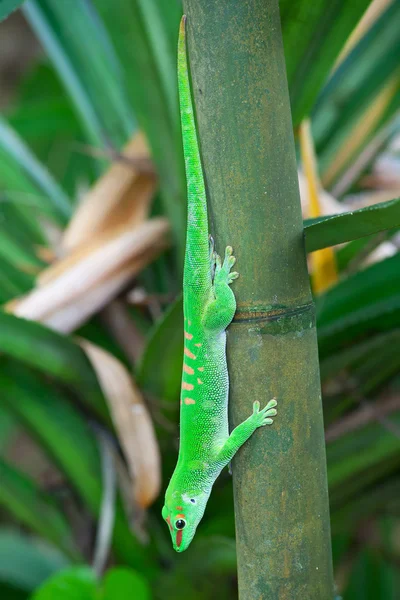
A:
[299, 119, 338, 294]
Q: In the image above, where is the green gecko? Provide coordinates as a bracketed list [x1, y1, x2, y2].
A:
[162, 15, 278, 553]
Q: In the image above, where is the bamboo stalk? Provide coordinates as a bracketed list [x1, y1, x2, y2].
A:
[182, 1, 334, 598]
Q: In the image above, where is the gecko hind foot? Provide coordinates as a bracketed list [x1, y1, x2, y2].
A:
[252, 398, 278, 427]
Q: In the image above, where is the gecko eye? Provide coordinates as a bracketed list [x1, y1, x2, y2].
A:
[175, 518, 186, 530]
[190, 498, 196, 504]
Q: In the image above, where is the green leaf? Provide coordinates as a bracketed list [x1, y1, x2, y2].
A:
[0, 257, 35, 303]
[101, 568, 151, 600]
[320, 330, 400, 382]
[0, 116, 71, 222]
[0, 199, 46, 250]
[0, 312, 107, 420]
[344, 548, 400, 600]
[0, 460, 79, 558]
[327, 414, 400, 491]
[0, 364, 153, 571]
[32, 567, 97, 600]
[331, 480, 400, 535]
[137, 296, 183, 404]
[0, 528, 69, 592]
[32, 566, 152, 600]
[0, 583, 28, 600]
[335, 229, 398, 272]
[316, 254, 400, 356]
[7, 63, 98, 197]
[0, 227, 43, 271]
[23, 0, 135, 150]
[281, 0, 372, 124]
[0, 405, 18, 452]
[312, 1, 400, 190]
[0, 0, 25, 21]
[93, 0, 186, 256]
[304, 198, 400, 252]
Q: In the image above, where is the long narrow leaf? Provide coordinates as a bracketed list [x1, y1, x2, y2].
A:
[136, 296, 183, 406]
[24, 0, 135, 150]
[0, 0, 26, 21]
[0, 528, 69, 592]
[0, 365, 153, 571]
[0, 116, 71, 222]
[316, 254, 400, 355]
[0, 312, 107, 420]
[0, 459, 79, 558]
[281, 0, 372, 124]
[304, 197, 400, 252]
[93, 0, 186, 254]
[312, 1, 400, 190]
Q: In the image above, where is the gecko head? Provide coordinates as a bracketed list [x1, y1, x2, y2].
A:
[162, 489, 210, 552]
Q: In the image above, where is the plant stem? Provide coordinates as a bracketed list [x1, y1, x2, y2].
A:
[182, 1, 334, 597]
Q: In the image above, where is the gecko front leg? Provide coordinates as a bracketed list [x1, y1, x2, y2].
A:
[216, 399, 278, 468]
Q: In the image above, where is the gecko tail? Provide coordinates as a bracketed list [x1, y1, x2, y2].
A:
[178, 14, 212, 283]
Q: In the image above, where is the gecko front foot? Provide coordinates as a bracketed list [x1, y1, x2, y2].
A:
[251, 398, 278, 427]
[203, 246, 238, 331]
[214, 398, 278, 467]
[214, 246, 239, 286]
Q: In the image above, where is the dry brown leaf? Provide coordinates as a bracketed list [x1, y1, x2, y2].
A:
[37, 260, 148, 334]
[63, 132, 155, 251]
[79, 339, 161, 508]
[101, 300, 145, 365]
[9, 218, 169, 326]
[38, 203, 165, 288]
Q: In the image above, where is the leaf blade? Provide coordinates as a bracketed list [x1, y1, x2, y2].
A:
[304, 197, 400, 252]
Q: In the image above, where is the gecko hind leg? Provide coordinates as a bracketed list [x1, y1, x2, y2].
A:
[216, 399, 278, 468]
[203, 246, 239, 331]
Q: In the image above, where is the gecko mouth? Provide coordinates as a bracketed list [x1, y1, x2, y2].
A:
[176, 530, 183, 549]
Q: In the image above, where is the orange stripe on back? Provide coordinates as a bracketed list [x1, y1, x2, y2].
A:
[184, 347, 196, 359]
[182, 381, 194, 391]
[183, 364, 194, 375]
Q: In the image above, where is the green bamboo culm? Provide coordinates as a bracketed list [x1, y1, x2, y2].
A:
[182, 1, 335, 598]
